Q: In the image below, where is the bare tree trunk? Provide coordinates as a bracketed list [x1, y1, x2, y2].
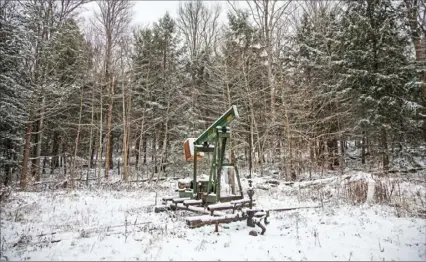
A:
[31, 121, 38, 178]
[95, 0, 132, 180]
[143, 137, 147, 165]
[122, 80, 130, 182]
[284, 105, 292, 180]
[97, 87, 103, 186]
[137, 119, 144, 171]
[327, 138, 338, 170]
[70, 88, 84, 189]
[243, 55, 262, 174]
[62, 142, 68, 176]
[340, 138, 345, 174]
[51, 131, 60, 173]
[151, 132, 157, 178]
[34, 96, 45, 182]
[381, 128, 389, 171]
[159, 100, 170, 179]
[105, 77, 114, 179]
[20, 113, 33, 190]
[88, 85, 95, 170]
[361, 132, 366, 165]
[135, 135, 140, 168]
[262, 0, 276, 126]
[317, 138, 325, 167]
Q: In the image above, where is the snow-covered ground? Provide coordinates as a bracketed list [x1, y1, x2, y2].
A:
[1, 174, 425, 261]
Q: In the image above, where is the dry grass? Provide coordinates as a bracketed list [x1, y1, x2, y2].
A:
[287, 171, 425, 219]
[374, 179, 397, 204]
[344, 181, 368, 204]
[340, 176, 426, 218]
[343, 179, 398, 205]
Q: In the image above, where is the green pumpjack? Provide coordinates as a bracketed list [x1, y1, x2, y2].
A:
[154, 106, 276, 234]
[155, 105, 245, 207]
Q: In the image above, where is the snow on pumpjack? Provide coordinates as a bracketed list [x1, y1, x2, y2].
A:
[154, 105, 270, 234]
[154, 105, 319, 234]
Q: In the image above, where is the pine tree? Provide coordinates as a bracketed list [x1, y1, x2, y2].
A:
[340, 0, 417, 170]
[152, 12, 184, 175]
[0, 1, 31, 185]
[132, 13, 183, 176]
[289, 7, 347, 170]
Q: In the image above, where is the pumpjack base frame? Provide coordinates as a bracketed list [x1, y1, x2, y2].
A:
[154, 194, 269, 234]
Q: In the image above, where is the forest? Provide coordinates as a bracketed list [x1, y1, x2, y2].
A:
[0, 0, 425, 189]
[1, 1, 426, 261]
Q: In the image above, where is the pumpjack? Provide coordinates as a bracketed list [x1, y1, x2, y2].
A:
[180, 105, 243, 204]
[154, 105, 270, 233]
[154, 105, 319, 234]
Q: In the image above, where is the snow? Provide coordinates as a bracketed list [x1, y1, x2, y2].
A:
[347, 171, 374, 182]
[186, 214, 238, 222]
[178, 178, 192, 184]
[254, 211, 267, 217]
[183, 200, 202, 205]
[207, 202, 233, 209]
[1, 176, 425, 261]
[230, 199, 252, 204]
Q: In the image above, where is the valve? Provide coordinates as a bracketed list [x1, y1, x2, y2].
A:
[246, 209, 267, 235]
[246, 179, 268, 235]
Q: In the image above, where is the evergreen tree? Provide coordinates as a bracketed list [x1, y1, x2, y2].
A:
[340, 0, 417, 169]
[132, 13, 183, 174]
[0, 1, 31, 185]
[289, 7, 347, 169]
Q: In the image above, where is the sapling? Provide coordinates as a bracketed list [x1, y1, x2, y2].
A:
[378, 238, 384, 252]
[124, 212, 128, 243]
[195, 239, 207, 251]
[313, 228, 321, 247]
[295, 212, 300, 244]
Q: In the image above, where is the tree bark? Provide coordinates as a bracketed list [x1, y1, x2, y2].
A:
[88, 84, 96, 169]
[152, 132, 158, 177]
[51, 131, 60, 173]
[34, 96, 45, 181]
[20, 113, 33, 190]
[70, 88, 84, 189]
[143, 137, 147, 165]
[135, 135, 140, 168]
[105, 77, 115, 179]
[97, 87, 103, 185]
[361, 132, 366, 165]
[122, 81, 129, 182]
[381, 128, 389, 171]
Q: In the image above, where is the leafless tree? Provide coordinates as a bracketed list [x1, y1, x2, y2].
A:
[177, 0, 222, 130]
[92, 0, 133, 180]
